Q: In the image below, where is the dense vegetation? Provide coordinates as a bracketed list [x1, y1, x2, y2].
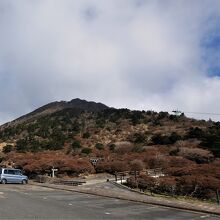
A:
[0, 101, 220, 202]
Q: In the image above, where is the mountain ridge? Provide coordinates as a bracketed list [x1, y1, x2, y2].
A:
[1, 98, 109, 128]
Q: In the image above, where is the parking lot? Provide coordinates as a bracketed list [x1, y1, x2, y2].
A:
[0, 184, 219, 219]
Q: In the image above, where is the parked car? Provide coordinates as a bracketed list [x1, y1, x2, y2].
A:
[0, 168, 28, 184]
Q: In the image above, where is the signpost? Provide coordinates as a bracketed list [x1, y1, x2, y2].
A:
[51, 167, 58, 178]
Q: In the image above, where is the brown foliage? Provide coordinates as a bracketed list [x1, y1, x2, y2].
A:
[178, 147, 214, 164]
[138, 174, 156, 191]
[114, 142, 133, 154]
[168, 156, 195, 168]
[95, 160, 129, 173]
[6, 152, 95, 176]
[176, 175, 220, 198]
[144, 154, 169, 169]
[130, 159, 145, 172]
[157, 177, 177, 194]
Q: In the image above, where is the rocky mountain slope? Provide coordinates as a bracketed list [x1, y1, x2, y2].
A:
[0, 98, 219, 157]
[1, 98, 109, 128]
[1, 98, 220, 202]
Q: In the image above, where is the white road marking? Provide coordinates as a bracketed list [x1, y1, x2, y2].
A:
[200, 215, 210, 218]
[0, 192, 6, 198]
[105, 212, 111, 215]
[68, 203, 73, 206]
[146, 206, 157, 210]
[43, 197, 47, 200]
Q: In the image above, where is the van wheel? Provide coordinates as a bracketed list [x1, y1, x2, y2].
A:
[22, 180, 27, 184]
[1, 179, 7, 184]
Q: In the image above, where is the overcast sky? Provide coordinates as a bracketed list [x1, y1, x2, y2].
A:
[1, 0, 220, 124]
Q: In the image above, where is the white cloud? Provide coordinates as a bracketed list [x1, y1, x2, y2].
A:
[0, 0, 220, 123]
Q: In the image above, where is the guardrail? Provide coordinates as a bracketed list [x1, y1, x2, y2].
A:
[53, 179, 86, 186]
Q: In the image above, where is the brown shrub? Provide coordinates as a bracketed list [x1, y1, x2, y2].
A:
[6, 151, 95, 176]
[178, 147, 214, 163]
[130, 159, 145, 172]
[114, 142, 133, 154]
[95, 160, 129, 173]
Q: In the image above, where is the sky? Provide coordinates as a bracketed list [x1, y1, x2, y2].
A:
[1, 0, 220, 124]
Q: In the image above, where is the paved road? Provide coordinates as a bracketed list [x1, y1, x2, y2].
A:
[0, 184, 219, 220]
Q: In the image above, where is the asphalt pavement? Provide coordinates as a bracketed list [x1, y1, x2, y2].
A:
[0, 184, 219, 220]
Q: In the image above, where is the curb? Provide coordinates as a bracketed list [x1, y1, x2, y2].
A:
[29, 182, 220, 217]
[109, 180, 146, 195]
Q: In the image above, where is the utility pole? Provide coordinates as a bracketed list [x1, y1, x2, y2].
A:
[216, 189, 220, 205]
[115, 171, 118, 182]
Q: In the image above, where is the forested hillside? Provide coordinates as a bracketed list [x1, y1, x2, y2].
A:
[0, 99, 220, 202]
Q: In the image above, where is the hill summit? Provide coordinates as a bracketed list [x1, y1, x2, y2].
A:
[2, 98, 109, 127]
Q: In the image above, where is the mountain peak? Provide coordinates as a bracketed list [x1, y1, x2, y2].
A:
[2, 98, 109, 127]
[67, 98, 109, 112]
